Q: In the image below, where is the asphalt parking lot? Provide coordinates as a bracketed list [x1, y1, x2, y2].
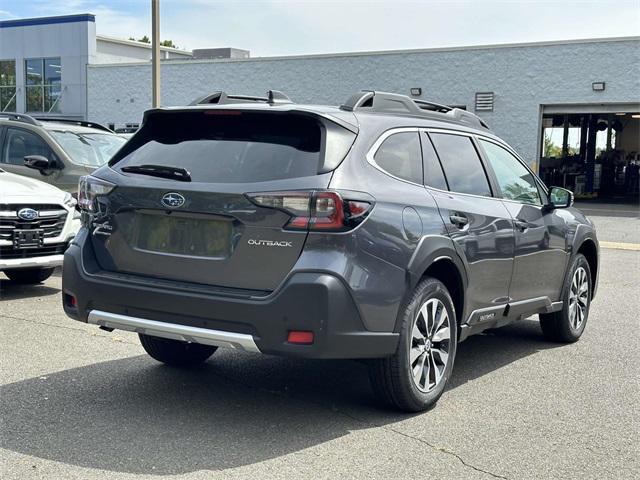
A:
[1, 214, 639, 480]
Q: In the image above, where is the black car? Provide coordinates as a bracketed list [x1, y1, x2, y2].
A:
[62, 90, 599, 411]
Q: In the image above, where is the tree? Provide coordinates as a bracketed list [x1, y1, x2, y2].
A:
[127, 36, 177, 48]
[543, 132, 562, 158]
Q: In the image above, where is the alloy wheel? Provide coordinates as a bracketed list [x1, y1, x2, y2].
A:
[569, 266, 589, 330]
[410, 298, 451, 392]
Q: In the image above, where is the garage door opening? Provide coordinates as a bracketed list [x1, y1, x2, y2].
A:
[539, 108, 639, 205]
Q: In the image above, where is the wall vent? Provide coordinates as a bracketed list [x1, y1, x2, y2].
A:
[475, 92, 494, 112]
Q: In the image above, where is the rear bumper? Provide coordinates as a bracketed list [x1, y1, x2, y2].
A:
[62, 235, 398, 359]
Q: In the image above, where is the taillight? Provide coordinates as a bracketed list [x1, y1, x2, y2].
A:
[78, 176, 115, 212]
[247, 190, 373, 232]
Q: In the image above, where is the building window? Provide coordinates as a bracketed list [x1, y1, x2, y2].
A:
[0, 60, 17, 112]
[25, 57, 61, 113]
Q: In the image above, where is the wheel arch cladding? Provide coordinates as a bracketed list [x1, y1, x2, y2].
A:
[405, 236, 467, 333]
[577, 238, 598, 298]
[422, 258, 465, 331]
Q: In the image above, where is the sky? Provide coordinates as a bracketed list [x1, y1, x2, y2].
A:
[1, 0, 639, 56]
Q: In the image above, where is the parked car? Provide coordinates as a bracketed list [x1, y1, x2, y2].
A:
[0, 114, 127, 193]
[0, 167, 80, 284]
[62, 90, 599, 411]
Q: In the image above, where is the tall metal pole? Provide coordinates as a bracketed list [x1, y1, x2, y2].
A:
[151, 0, 161, 108]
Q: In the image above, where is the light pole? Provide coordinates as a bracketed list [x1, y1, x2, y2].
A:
[151, 0, 160, 108]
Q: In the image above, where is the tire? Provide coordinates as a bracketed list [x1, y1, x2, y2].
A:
[369, 277, 458, 412]
[139, 334, 217, 367]
[4, 267, 55, 284]
[539, 253, 591, 343]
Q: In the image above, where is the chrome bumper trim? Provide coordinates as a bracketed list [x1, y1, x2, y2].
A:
[0, 254, 64, 269]
[87, 310, 260, 353]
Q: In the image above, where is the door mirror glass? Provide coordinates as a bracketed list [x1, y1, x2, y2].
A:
[548, 186, 573, 209]
[24, 154, 52, 172]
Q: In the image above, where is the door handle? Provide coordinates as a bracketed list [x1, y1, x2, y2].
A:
[514, 219, 529, 232]
[449, 213, 469, 228]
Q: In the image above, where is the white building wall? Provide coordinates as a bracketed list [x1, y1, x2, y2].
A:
[95, 37, 192, 64]
[0, 15, 94, 118]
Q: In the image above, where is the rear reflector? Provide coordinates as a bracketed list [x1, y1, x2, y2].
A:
[64, 293, 77, 308]
[287, 331, 314, 345]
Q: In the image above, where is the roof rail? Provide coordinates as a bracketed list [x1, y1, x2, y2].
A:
[447, 108, 491, 130]
[0, 113, 40, 126]
[413, 99, 451, 113]
[35, 117, 114, 133]
[340, 90, 490, 130]
[190, 90, 293, 106]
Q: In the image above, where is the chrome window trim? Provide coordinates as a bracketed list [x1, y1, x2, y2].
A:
[366, 125, 548, 204]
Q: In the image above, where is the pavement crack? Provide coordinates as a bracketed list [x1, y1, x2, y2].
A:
[206, 366, 508, 479]
[378, 425, 509, 480]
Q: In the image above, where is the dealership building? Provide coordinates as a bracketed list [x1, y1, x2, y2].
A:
[1, 13, 639, 201]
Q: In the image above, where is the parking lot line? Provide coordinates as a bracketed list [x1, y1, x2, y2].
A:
[599, 241, 640, 251]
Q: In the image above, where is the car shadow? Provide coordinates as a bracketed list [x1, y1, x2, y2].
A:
[0, 279, 61, 301]
[0, 318, 558, 475]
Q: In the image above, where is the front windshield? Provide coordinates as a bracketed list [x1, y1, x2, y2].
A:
[50, 131, 127, 167]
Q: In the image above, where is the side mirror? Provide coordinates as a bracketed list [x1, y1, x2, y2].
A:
[24, 155, 59, 173]
[546, 186, 574, 210]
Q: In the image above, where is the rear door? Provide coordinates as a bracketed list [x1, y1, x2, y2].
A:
[90, 108, 356, 293]
[425, 131, 514, 319]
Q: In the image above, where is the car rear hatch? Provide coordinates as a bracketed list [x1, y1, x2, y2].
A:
[88, 107, 357, 293]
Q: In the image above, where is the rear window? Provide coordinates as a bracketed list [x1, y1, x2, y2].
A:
[111, 111, 322, 183]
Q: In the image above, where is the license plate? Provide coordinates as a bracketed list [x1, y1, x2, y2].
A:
[14, 229, 44, 249]
[129, 212, 232, 258]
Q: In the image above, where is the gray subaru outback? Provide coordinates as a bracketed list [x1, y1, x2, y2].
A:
[62, 91, 599, 411]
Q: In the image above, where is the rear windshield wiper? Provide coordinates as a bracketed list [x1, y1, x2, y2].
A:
[120, 164, 191, 182]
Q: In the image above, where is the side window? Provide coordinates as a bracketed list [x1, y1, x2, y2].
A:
[421, 133, 448, 190]
[373, 131, 422, 184]
[429, 133, 492, 197]
[2, 128, 54, 165]
[479, 139, 541, 205]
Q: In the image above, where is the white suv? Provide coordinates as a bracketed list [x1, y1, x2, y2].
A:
[0, 167, 80, 284]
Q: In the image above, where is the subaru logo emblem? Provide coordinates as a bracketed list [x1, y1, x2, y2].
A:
[17, 208, 38, 221]
[161, 192, 185, 208]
